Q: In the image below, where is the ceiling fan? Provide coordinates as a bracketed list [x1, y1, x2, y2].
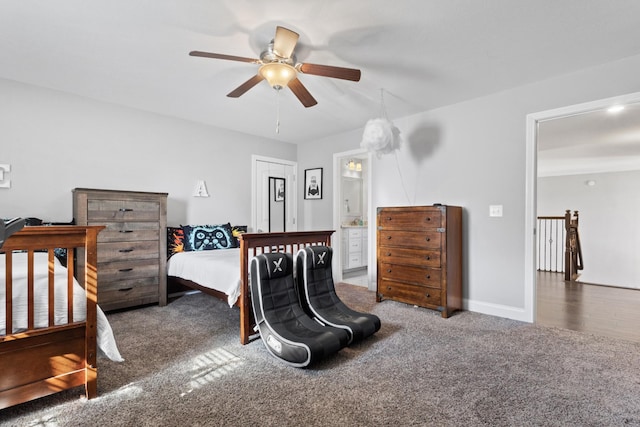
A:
[189, 26, 361, 108]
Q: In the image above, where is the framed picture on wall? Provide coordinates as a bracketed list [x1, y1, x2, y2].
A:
[274, 178, 285, 202]
[304, 168, 323, 200]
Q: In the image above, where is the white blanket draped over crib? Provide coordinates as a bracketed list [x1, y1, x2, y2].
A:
[0, 252, 124, 362]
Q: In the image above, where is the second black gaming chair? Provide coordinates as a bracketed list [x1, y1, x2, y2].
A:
[250, 252, 349, 367]
[296, 246, 381, 344]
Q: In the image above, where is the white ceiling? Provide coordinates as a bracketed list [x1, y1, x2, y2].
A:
[538, 102, 640, 177]
[2, 0, 640, 153]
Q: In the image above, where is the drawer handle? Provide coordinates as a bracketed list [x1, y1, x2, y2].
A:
[425, 293, 430, 298]
[119, 248, 134, 253]
[386, 252, 392, 256]
[119, 268, 133, 272]
[119, 208, 134, 212]
[119, 230, 133, 233]
[386, 236, 392, 240]
[387, 286, 392, 291]
[425, 217, 431, 222]
[426, 275, 431, 279]
[425, 256, 431, 260]
[425, 237, 430, 242]
[386, 217, 392, 221]
[387, 269, 392, 273]
[118, 287, 133, 292]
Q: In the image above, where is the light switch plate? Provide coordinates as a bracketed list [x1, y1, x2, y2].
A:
[0, 164, 10, 188]
[489, 205, 503, 217]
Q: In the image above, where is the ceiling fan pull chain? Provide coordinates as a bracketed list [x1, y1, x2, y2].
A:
[275, 89, 281, 134]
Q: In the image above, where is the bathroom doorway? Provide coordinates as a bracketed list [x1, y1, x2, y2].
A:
[333, 149, 372, 289]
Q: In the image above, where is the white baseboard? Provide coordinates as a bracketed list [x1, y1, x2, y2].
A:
[464, 298, 532, 323]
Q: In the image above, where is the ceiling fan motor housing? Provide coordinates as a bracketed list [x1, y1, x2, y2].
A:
[260, 41, 296, 65]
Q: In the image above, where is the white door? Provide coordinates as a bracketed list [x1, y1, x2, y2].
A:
[253, 156, 297, 233]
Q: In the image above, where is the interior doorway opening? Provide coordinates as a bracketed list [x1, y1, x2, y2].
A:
[525, 90, 640, 324]
[333, 149, 374, 290]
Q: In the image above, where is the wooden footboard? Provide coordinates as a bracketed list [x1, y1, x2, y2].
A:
[0, 225, 103, 409]
[238, 230, 333, 345]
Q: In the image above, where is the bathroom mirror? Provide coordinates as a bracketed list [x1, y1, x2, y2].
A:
[342, 177, 362, 217]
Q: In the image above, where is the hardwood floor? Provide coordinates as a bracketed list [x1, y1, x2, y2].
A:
[536, 271, 640, 343]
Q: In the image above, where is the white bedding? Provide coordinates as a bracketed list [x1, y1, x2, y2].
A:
[167, 248, 241, 307]
[0, 252, 124, 362]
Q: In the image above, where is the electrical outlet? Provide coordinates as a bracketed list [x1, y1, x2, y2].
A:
[489, 205, 503, 217]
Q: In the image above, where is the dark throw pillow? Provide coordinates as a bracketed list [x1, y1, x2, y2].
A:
[231, 225, 248, 248]
[182, 223, 234, 251]
[167, 226, 185, 258]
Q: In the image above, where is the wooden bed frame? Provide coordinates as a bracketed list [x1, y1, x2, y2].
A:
[0, 225, 103, 409]
[168, 230, 334, 345]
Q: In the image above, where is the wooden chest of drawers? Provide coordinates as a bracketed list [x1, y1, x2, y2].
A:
[376, 205, 462, 317]
[73, 188, 168, 311]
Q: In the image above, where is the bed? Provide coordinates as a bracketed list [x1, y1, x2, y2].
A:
[1, 225, 123, 410]
[167, 229, 334, 345]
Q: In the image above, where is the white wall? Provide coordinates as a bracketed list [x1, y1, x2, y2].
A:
[297, 53, 640, 321]
[297, 130, 363, 230]
[538, 170, 640, 289]
[0, 79, 296, 227]
[5, 50, 640, 322]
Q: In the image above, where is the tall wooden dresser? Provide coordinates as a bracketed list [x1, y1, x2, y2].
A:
[73, 188, 168, 311]
[376, 205, 462, 317]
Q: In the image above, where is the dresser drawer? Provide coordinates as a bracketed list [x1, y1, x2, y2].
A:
[378, 230, 441, 249]
[377, 209, 442, 229]
[98, 240, 159, 262]
[378, 246, 441, 268]
[348, 228, 363, 238]
[92, 221, 160, 243]
[379, 262, 441, 288]
[98, 277, 159, 311]
[99, 259, 160, 282]
[87, 199, 160, 222]
[99, 276, 158, 293]
[348, 238, 362, 252]
[347, 252, 363, 269]
[378, 280, 442, 308]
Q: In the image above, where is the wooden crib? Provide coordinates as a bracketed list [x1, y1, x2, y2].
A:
[1, 225, 103, 409]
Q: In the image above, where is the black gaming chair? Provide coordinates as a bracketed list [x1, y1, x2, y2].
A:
[0, 218, 25, 250]
[250, 252, 349, 367]
[296, 246, 381, 344]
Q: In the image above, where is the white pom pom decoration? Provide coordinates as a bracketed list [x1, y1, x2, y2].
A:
[360, 118, 401, 157]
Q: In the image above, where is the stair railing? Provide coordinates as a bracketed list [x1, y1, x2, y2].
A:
[564, 210, 583, 281]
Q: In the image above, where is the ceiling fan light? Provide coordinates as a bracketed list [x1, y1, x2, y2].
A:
[259, 63, 296, 90]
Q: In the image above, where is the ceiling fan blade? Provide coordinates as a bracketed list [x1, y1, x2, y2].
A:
[227, 74, 265, 98]
[273, 26, 299, 59]
[288, 78, 317, 108]
[189, 51, 258, 64]
[298, 63, 361, 82]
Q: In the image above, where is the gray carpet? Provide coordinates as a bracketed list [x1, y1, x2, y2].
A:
[2, 287, 640, 426]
